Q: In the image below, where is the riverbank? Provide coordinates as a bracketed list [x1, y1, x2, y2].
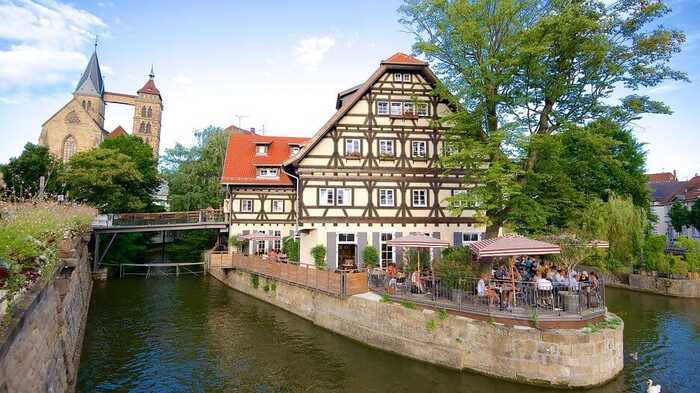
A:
[209, 264, 624, 388]
[588, 267, 700, 298]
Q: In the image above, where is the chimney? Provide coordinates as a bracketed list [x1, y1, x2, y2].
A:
[673, 169, 677, 180]
[250, 127, 256, 134]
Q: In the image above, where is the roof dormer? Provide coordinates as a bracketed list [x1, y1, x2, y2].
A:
[255, 141, 271, 156]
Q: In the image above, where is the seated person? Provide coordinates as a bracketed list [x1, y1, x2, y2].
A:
[477, 274, 498, 305]
[386, 263, 398, 289]
[536, 274, 553, 290]
[267, 249, 278, 262]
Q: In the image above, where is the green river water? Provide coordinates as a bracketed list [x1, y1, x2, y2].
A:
[76, 276, 699, 393]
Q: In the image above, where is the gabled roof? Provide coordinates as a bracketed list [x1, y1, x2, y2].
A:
[647, 172, 676, 182]
[224, 124, 255, 135]
[74, 50, 104, 97]
[221, 133, 309, 186]
[284, 52, 437, 166]
[648, 181, 688, 204]
[107, 126, 128, 138]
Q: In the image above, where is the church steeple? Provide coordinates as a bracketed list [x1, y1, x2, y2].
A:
[74, 47, 104, 97]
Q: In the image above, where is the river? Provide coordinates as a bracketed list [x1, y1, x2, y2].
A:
[76, 276, 699, 393]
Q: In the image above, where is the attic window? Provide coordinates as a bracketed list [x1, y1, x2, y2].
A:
[403, 73, 411, 82]
[393, 73, 403, 82]
[257, 167, 278, 178]
[290, 146, 301, 156]
[256, 144, 268, 156]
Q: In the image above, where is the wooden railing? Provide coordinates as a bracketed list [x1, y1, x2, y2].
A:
[209, 252, 368, 297]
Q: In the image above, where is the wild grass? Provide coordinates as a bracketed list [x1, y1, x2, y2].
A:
[0, 201, 95, 297]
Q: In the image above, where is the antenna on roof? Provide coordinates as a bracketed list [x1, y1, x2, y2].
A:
[235, 114, 248, 129]
[94, 35, 99, 51]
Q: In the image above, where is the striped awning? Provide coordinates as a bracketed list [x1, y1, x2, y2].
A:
[387, 234, 450, 249]
[469, 235, 561, 258]
[239, 232, 280, 241]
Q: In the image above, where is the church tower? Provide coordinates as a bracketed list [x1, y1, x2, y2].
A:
[132, 66, 163, 156]
[73, 49, 106, 129]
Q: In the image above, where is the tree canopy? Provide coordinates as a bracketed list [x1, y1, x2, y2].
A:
[161, 126, 227, 211]
[400, 0, 686, 236]
[668, 201, 690, 233]
[61, 136, 159, 213]
[1, 143, 63, 198]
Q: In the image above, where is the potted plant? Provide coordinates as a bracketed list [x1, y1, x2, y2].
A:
[311, 245, 327, 270]
[229, 234, 243, 254]
[362, 246, 379, 271]
[435, 247, 473, 303]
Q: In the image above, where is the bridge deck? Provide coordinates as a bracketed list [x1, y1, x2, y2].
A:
[92, 209, 227, 233]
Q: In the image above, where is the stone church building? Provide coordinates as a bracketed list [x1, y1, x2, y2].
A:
[38, 48, 163, 161]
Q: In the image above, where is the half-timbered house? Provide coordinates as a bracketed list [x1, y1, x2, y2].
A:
[222, 53, 485, 268]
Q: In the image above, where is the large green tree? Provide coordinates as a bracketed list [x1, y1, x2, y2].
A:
[100, 135, 160, 192]
[1, 143, 63, 198]
[690, 198, 700, 232]
[668, 201, 690, 233]
[400, 0, 686, 236]
[161, 126, 227, 211]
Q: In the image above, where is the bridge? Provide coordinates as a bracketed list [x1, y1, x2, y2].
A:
[91, 209, 227, 270]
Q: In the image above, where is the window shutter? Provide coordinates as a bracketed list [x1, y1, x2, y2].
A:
[357, 232, 367, 268]
[326, 232, 337, 270]
[453, 232, 462, 247]
[372, 232, 380, 250]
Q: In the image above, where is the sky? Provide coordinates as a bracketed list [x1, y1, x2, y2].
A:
[0, 0, 699, 179]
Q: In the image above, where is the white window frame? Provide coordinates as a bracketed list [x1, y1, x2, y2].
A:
[345, 139, 361, 156]
[378, 189, 395, 207]
[417, 102, 430, 116]
[377, 101, 389, 115]
[271, 199, 285, 213]
[378, 140, 394, 157]
[241, 199, 254, 212]
[451, 189, 468, 208]
[402, 73, 411, 82]
[257, 167, 278, 178]
[336, 188, 352, 206]
[403, 101, 415, 115]
[255, 144, 268, 156]
[338, 233, 356, 243]
[319, 188, 335, 206]
[390, 102, 402, 116]
[393, 73, 403, 82]
[411, 189, 428, 207]
[273, 230, 282, 251]
[462, 233, 480, 243]
[411, 140, 427, 158]
[380, 233, 394, 268]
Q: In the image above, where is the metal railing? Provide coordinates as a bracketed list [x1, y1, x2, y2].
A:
[105, 209, 224, 227]
[209, 253, 369, 297]
[369, 272, 606, 320]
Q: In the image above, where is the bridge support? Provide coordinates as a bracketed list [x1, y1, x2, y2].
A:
[93, 232, 100, 271]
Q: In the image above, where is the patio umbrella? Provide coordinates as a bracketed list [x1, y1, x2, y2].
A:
[387, 235, 450, 298]
[468, 235, 561, 307]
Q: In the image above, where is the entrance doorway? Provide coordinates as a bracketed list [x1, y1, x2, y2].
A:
[338, 244, 356, 270]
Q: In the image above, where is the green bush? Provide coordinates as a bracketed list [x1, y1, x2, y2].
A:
[656, 255, 671, 274]
[671, 256, 688, 276]
[310, 245, 327, 270]
[282, 236, 300, 264]
[362, 246, 379, 269]
[674, 236, 700, 272]
[435, 247, 474, 288]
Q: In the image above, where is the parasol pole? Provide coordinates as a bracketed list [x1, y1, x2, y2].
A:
[431, 248, 436, 300]
[510, 256, 516, 308]
[417, 248, 421, 292]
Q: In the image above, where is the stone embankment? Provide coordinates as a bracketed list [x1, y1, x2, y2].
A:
[210, 264, 623, 388]
[590, 267, 700, 298]
[0, 234, 92, 393]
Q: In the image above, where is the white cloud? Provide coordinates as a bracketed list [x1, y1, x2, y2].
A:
[0, 0, 106, 94]
[294, 36, 336, 70]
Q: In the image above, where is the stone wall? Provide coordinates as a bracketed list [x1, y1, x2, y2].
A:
[0, 235, 93, 393]
[210, 266, 623, 388]
[583, 265, 700, 298]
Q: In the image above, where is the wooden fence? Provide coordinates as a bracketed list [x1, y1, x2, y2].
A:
[209, 252, 368, 297]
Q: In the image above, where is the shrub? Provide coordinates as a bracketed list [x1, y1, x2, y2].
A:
[310, 245, 326, 270]
[435, 247, 474, 288]
[643, 235, 667, 271]
[656, 255, 671, 274]
[250, 273, 259, 289]
[362, 246, 379, 269]
[282, 236, 300, 264]
[671, 257, 688, 276]
[674, 236, 700, 272]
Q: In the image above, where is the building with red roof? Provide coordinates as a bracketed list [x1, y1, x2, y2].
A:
[221, 52, 485, 266]
[648, 172, 700, 242]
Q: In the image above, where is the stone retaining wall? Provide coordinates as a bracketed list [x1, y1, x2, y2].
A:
[0, 235, 92, 393]
[583, 266, 700, 298]
[210, 266, 623, 388]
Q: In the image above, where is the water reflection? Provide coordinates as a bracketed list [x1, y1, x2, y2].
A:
[77, 277, 699, 393]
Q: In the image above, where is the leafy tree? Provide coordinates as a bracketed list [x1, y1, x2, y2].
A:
[689, 198, 700, 232]
[1, 143, 63, 198]
[362, 246, 379, 268]
[674, 236, 699, 272]
[400, 0, 686, 236]
[668, 201, 689, 233]
[642, 234, 667, 272]
[310, 245, 327, 270]
[61, 149, 148, 213]
[166, 229, 218, 262]
[100, 135, 160, 193]
[101, 233, 148, 265]
[282, 236, 300, 263]
[161, 126, 227, 211]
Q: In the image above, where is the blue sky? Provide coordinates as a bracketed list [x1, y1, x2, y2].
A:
[1, 0, 698, 179]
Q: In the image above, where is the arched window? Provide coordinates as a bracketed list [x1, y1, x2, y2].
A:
[62, 135, 77, 162]
[146, 123, 151, 133]
[141, 107, 147, 117]
[87, 101, 92, 111]
[147, 107, 152, 118]
[139, 122, 145, 132]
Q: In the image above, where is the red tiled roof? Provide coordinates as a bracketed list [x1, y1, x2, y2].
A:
[107, 126, 128, 138]
[381, 52, 428, 65]
[647, 172, 676, 182]
[223, 124, 254, 135]
[221, 133, 309, 186]
[138, 79, 160, 95]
